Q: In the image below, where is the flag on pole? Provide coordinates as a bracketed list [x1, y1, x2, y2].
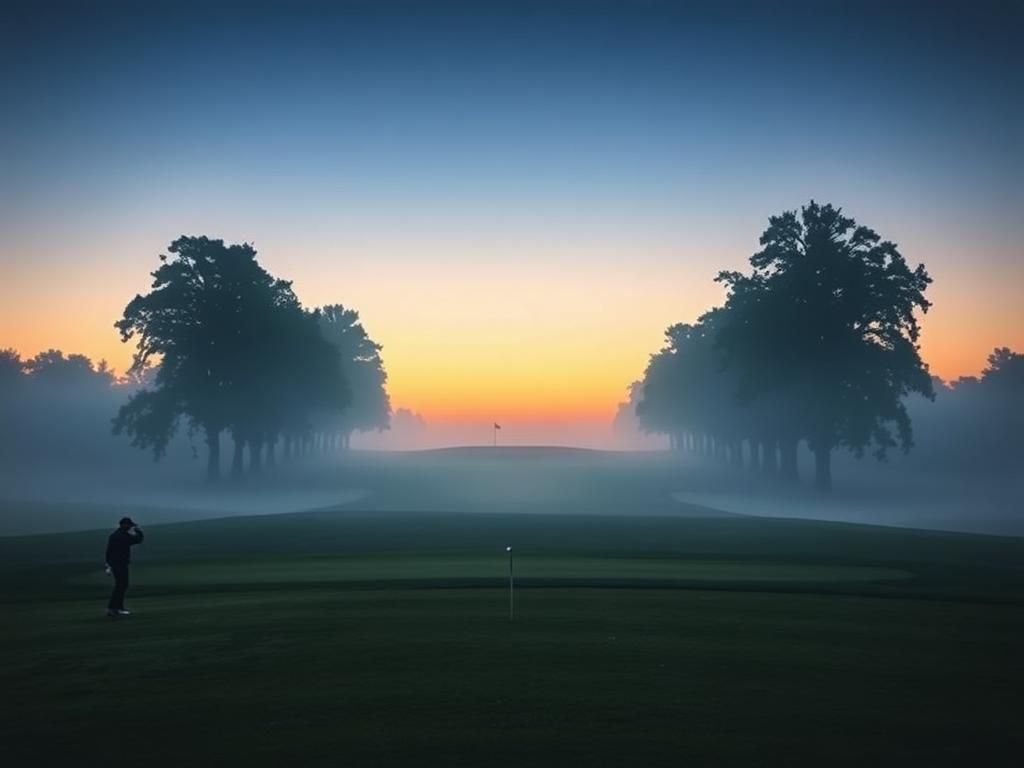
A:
[494, 423, 501, 430]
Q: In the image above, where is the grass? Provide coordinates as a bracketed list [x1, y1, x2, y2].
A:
[2, 506, 1023, 766]
[67, 555, 911, 587]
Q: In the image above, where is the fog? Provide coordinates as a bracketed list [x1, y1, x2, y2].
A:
[1, 356, 1019, 538]
[4, 342, 1019, 540]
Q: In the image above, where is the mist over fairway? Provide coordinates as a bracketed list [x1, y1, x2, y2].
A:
[2, 446, 1020, 537]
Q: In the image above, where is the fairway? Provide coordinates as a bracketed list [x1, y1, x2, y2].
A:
[2, 504, 1023, 767]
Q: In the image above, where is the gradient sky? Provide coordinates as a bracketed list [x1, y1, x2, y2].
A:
[2, 1, 1022, 444]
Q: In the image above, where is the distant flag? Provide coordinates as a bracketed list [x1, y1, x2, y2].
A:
[494, 423, 501, 430]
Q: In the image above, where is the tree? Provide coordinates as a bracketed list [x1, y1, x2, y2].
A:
[973, 348, 1023, 468]
[0, 350, 26, 440]
[981, 347, 1024, 393]
[317, 304, 390, 449]
[112, 387, 181, 460]
[716, 201, 934, 490]
[636, 326, 690, 449]
[636, 314, 748, 462]
[0, 348, 25, 391]
[24, 349, 115, 390]
[114, 236, 309, 480]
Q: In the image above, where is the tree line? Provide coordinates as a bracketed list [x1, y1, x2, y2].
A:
[637, 201, 950, 491]
[113, 236, 389, 480]
[0, 348, 139, 471]
[1, 236, 390, 481]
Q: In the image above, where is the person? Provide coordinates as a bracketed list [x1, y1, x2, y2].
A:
[105, 516, 144, 617]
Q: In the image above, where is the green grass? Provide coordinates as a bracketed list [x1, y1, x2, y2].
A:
[67, 554, 911, 587]
[2, 507, 1022, 766]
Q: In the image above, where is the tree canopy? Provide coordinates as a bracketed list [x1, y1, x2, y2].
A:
[318, 304, 391, 448]
[639, 201, 935, 490]
[112, 236, 387, 480]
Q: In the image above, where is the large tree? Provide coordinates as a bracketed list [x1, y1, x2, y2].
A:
[114, 236, 317, 480]
[716, 201, 933, 490]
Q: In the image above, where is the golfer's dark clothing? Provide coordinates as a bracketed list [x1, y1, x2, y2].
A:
[108, 562, 130, 611]
[106, 528, 143, 565]
[106, 528, 143, 611]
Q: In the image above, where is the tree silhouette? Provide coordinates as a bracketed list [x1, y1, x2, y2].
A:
[111, 387, 181, 460]
[24, 349, 115, 390]
[637, 314, 747, 461]
[114, 236, 333, 480]
[716, 202, 933, 490]
[636, 326, 689, 449]
[0, 350, 26, 444]
[0, 348, 24, 389]
[317, 304, 390, 450]
[981, 347, 1024, 392]
[971, 348, 1023, 469]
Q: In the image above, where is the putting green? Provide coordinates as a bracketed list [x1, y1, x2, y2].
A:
[72, 555, 912, 587]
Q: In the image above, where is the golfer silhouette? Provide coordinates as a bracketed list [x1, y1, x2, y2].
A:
[105, 517, 144, 616]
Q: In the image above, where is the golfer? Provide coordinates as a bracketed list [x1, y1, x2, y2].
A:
[105, 516, 144, 617]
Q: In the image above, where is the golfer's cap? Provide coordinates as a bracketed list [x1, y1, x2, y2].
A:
[119, 516, 136, 526]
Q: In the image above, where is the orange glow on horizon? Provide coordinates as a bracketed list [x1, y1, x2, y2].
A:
[4, 306, 1018, 427]
[3, 238, 1021, 432]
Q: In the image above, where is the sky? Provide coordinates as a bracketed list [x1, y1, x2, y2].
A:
[2, 1, 1022, 446]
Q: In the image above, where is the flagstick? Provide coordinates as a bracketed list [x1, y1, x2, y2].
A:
[506, 546, 514, 620]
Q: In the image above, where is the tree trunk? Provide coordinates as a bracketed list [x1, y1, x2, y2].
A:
[813, 446, 832, 491]
[231, 435, 244, 479]
[779, 438, 799, 484]
[205, 427, 221, 482]
[249, 439, 263, 474]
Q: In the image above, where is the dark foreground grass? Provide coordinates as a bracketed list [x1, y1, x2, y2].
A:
[2, 509, 1023, 766]
[2, 588, 1021, 767]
